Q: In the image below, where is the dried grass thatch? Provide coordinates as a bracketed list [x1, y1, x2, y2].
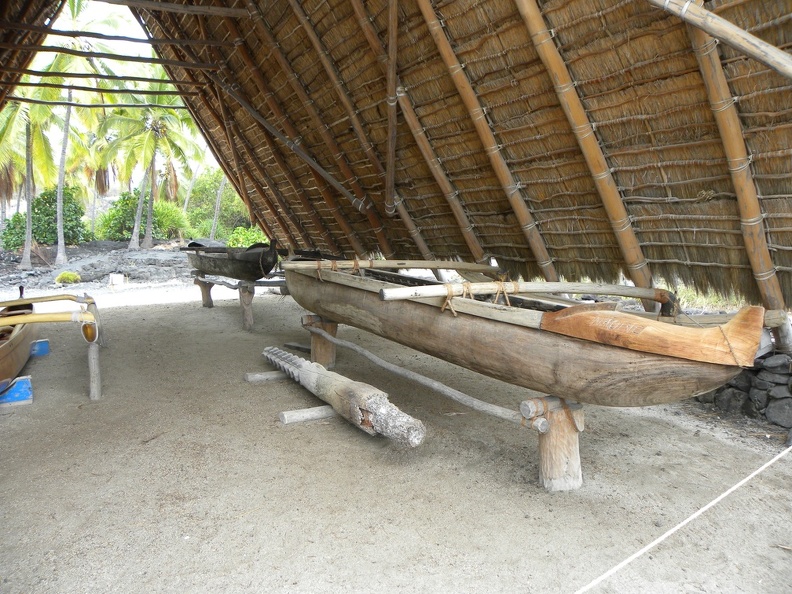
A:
[2, 0, 792, 307]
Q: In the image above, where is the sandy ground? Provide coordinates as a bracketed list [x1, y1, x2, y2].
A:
[1, 278, 791, 593]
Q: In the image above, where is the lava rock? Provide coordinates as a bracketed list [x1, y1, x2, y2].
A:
[765, 399, 792, 428]
[768, 385, 792, 400]
[760, 354, 792, 374]
[748, 388, 770, 409]
[751, 378, 776, 391]
[714, 387, 749, 414]
[727, 370, 753, 392]
[757, 370, 790, 385]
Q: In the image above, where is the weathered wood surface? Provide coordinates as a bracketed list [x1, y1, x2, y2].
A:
[285, 269, 742, 407]
[540, 303, 764, 367]
[282, 259, 499, 274]
[0, 308, 37, 393]
[380, 281, 676, 304]
[263, 346, 425, 447]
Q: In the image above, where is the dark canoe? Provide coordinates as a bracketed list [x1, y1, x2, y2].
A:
[284, 267, 749, 407]
[186, 248, 272, 281]
[0, 306, 37, 394]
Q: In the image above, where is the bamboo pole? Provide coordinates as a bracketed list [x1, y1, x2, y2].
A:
[0, 21, 236, 47]
[515, 0, 655, 310]
[282, 259, 500, 273]
[248, 1, 431, 260]
[385, 0, 399, 218]
[646, 0, 792, 80]
[349, 0, 488, 264]
[0, 43, 220, 70]
[687, 12, 785, 311]
[686, 4, 792, 352]
[280, 0, 395, 258]
[415, 0, 558, 281]
[96, 0, 249, 18]
[380, 280, 676, 304]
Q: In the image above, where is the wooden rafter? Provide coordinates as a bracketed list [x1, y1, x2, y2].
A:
[97, 0, 248, 18]
[248, 0, 432, 259]
[349, 0, 487, 264]
[515, 0, 655, 306]
[150, 11, 283, 244]
[206, 16, 369, 256]
[281, 0, 395, 258]
[2, 81, 197, 96]
[262, 0, 430, 260]
[385, 0, 398, 218]
[1, 66, 207, 86]
[415, 0, 558, 280]
[0, 42, 220, 70]
[686, 12, 786, 313]
[162, 12, 341, 254]
[647, 0, 792, 80]
[0, 20, 236, 47]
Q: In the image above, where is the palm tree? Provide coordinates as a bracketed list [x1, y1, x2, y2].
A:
[101, 68, 200, 249]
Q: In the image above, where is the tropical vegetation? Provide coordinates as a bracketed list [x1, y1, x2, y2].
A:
[0, 0, 264, 264]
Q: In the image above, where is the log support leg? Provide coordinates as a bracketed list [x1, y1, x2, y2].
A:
[88, 341, 101, 400]
[194, 275, 214, 308]
[521, 396, 584, 492]
[301, 314, 338, 369]
[239, 284, 255, 331]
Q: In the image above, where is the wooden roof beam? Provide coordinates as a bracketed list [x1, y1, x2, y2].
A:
[0, 20, 237, 47]
[515, 0, 655, 308]
[1, 66, 208, 86]
[687, 9, 787, 315]
[154, 12, 296, 247]
[254, 0, 430, 260]
[385, 0, 398, 218]
[161, 3, 367, 256]
[647, 0, 792, 80]
[97, 0, 249, 19]
[160, 11, 341, 254]
[279, 0, 396, 258]
[416, 0, 558, 280]
[349, 0, 488, 264]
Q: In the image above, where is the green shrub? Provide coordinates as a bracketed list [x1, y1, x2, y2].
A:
[153, 201, 192, 239]
[55, 271, 81, 284]
[1, 187, 87, 250]
[226, 226, 269, 248]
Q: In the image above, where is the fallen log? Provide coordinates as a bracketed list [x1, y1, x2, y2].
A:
[262, 346, 425, 447]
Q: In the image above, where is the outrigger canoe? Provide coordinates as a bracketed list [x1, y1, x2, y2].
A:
[0, 294, 101, 396]
[283, 260, 769, 407]
[0, 303, 37, 394]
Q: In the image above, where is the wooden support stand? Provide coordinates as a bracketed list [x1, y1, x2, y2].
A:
[239, 285, 255, 331]
[521, 396, 584, 491]
[301, 314, 338, 369]
[194, 276, 215, 308]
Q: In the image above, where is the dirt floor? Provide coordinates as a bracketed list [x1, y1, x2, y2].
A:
[1, 278, 791, 593]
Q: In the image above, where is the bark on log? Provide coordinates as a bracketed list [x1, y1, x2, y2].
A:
[262, 347, 425, 447]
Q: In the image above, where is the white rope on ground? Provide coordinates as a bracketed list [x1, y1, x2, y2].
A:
[575, 444, 792, 594]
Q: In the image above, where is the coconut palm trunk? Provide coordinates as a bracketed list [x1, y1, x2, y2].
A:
[19, 121, 34, 270]
[129, 165, 150, 251]
[55, 89, 72, 265]
[142, 155, 156, 248]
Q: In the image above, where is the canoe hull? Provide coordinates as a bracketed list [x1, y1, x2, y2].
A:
[285, 270, 740, 407]
[0, 318, 37, 394]
[187, 250, 266, 281]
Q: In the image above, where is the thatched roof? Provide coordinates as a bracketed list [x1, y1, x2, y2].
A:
[2, 0, 792, 308]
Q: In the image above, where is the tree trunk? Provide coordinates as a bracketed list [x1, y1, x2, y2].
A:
[55, 90, 72, 265]
[209, 175, 226, 240]
[142, 155, 156, 249]
[128, 166, 149, 251]
[19, 121, 33, 270]
[182, 164, 199, 212]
